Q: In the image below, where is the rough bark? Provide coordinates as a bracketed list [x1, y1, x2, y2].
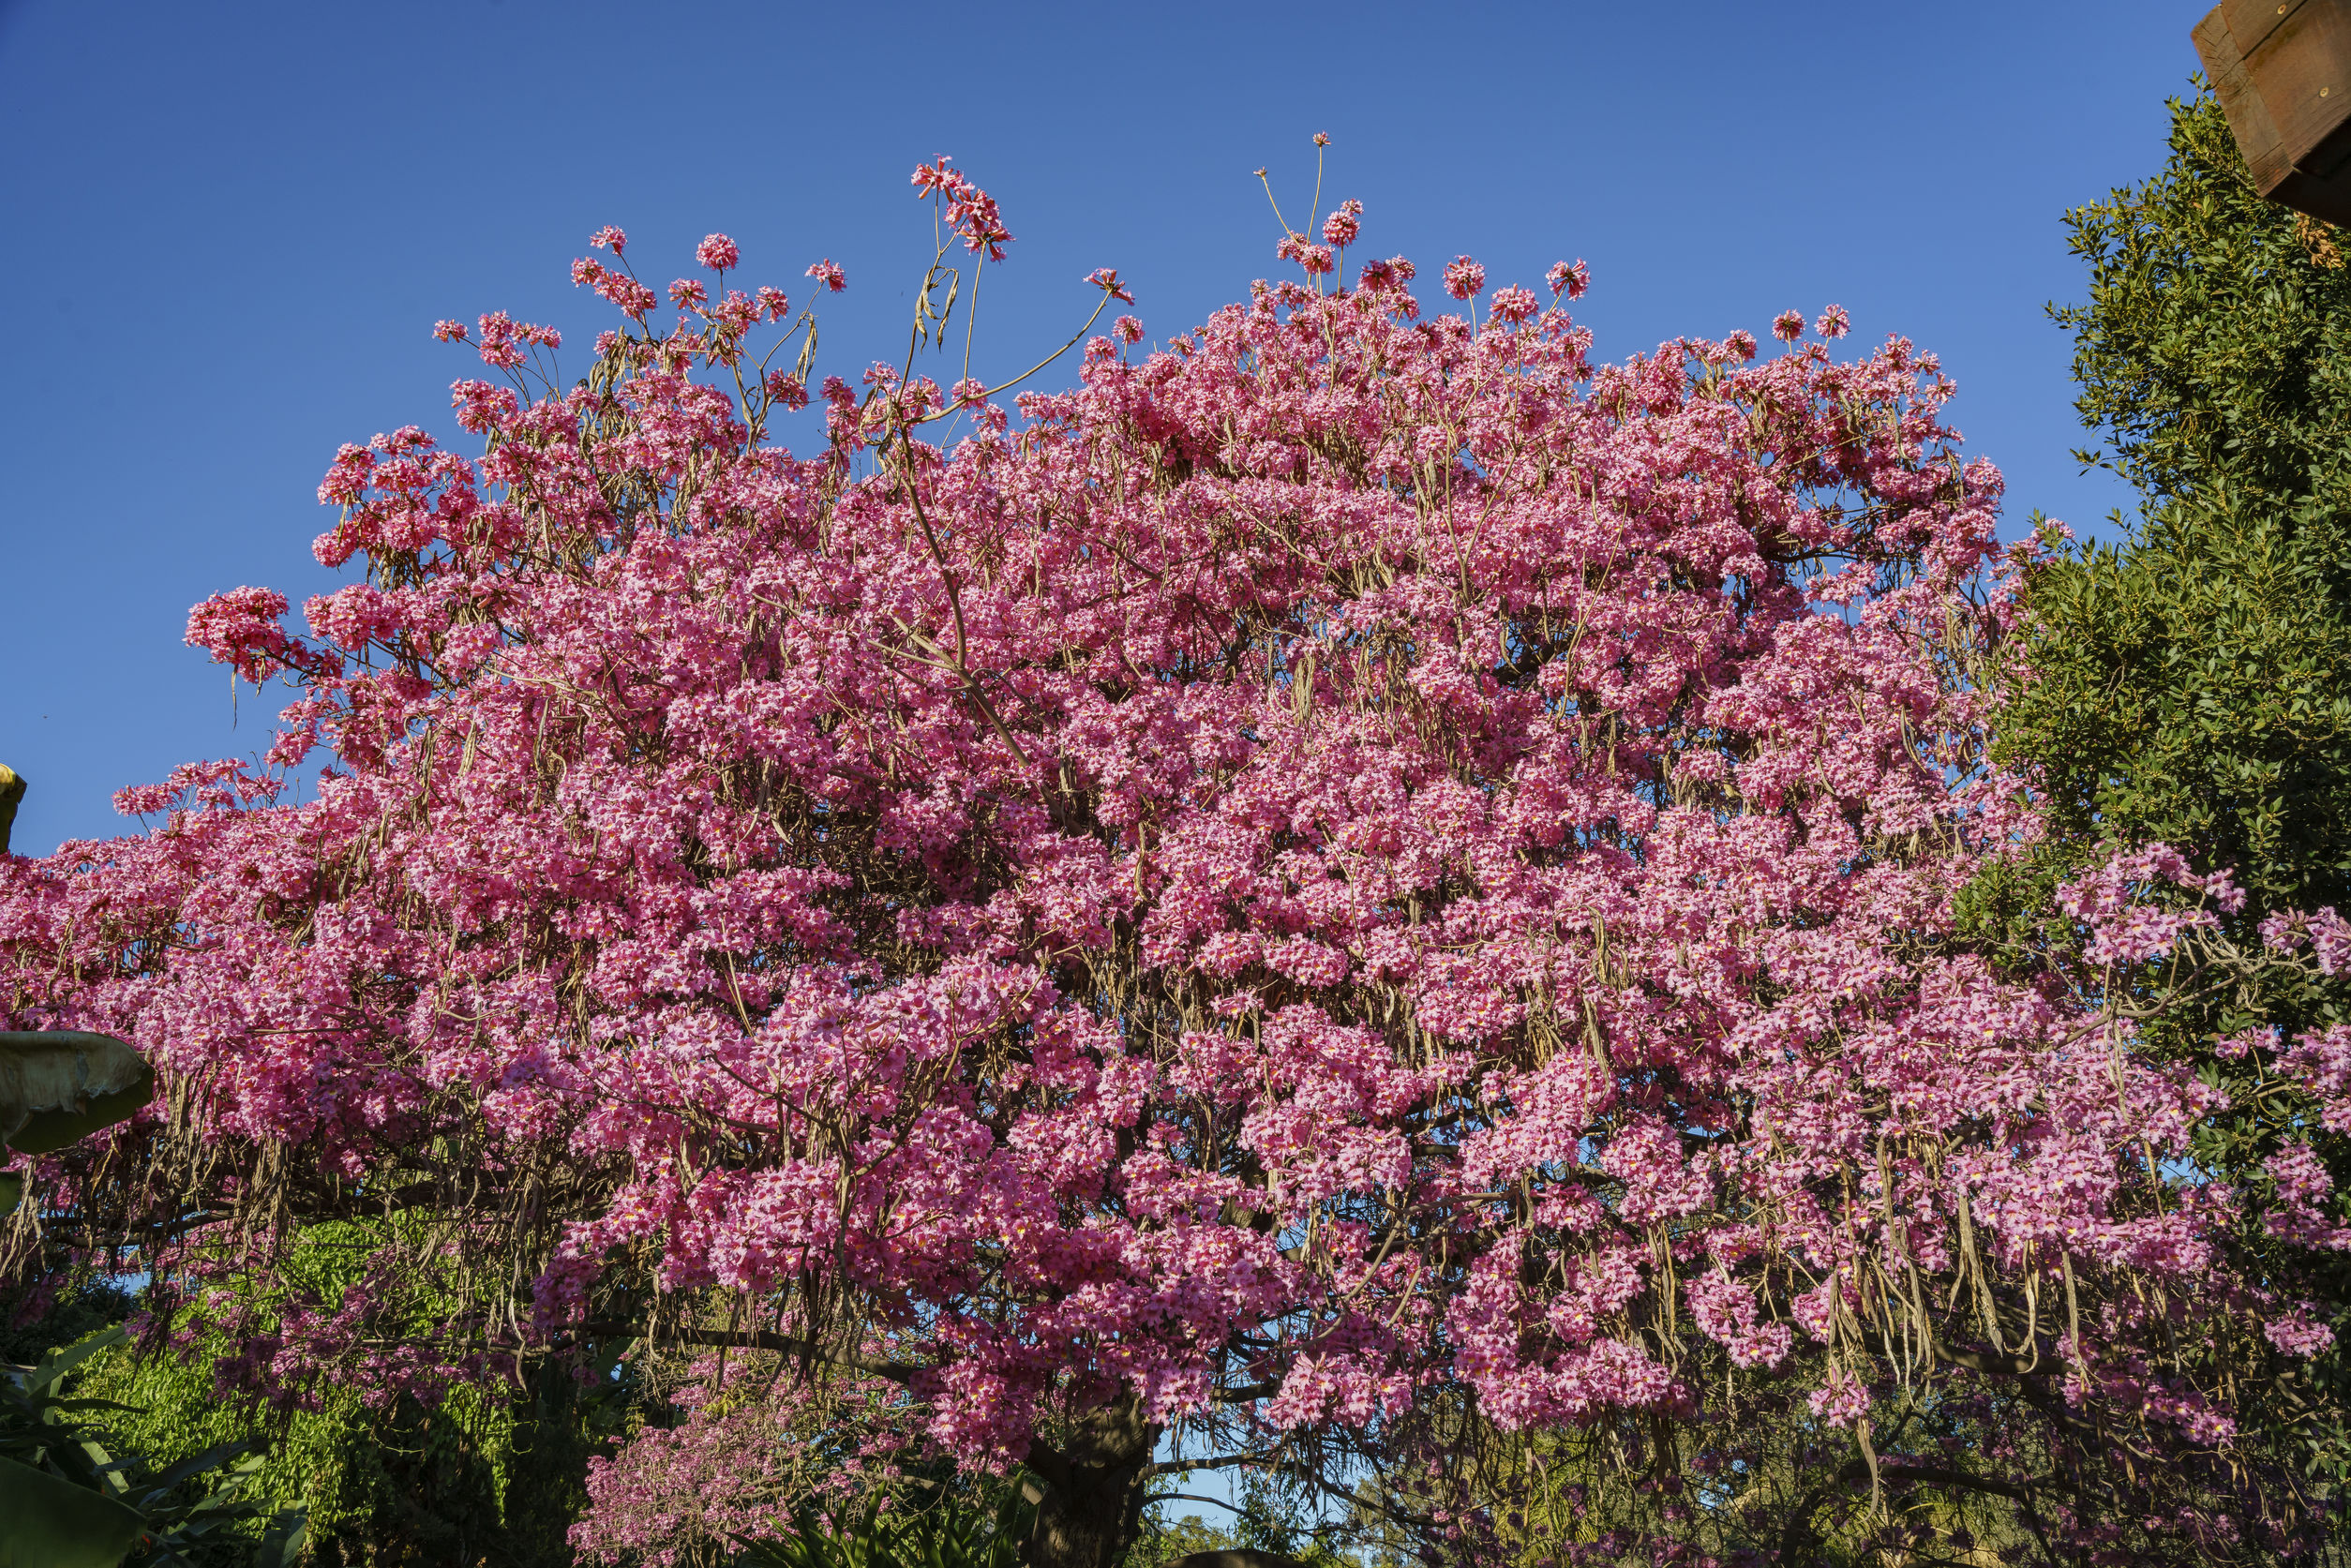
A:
[1023, 1394, 1159, 1568]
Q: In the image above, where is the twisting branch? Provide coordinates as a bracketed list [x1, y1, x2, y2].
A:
[575, 1320, 917, 1385]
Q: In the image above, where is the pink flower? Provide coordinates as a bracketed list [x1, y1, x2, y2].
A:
[590, 270, 658, 317]
[1443, 256, 1486, 300]
[473, 310, 527, 368]
[911, 156, 963, 197]
[2277, 1023, 2351, 1131]
[2265, 1143, 2351, 1248]
[2316, 907, 2351, 974]
[764, 371, 809, 411]
[1807, 1367, 1871, 1428]
[806, 258, 846, 291]
[911, 158, 1013, 260]
[696, 233, 740, 272]
[2261, 909, 2307, 953]
[184, 586, 337, 684]
[590, 225, 627, 253]
[2056, 844, 2230, 963]
[1490, 286, 1538, 324]
[1772, 308, 1805, 342]
[317, 441, 372, 503]
[1086, 266, 1133, 305]
[2214, 1025, 2276, 1060]
[1114, 315, 1146, 345]
[1815, 304, 1850, 340]
[950, 189, 1012, 261]
[1545, 259, 1590, 300]
[2265, 1309, 2336, 1357]
[1322, 200, 1363, 249]
[711, 290, 756, 336]
[432, 320, 468, 343]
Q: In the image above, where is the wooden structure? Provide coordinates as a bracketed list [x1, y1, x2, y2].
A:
[2195, 0, 2351, 224]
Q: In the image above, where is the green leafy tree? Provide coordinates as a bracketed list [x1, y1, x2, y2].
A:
[732, 1476, 1035, 1568]
[1973, 83, 2351, 1517]
[3, 1232, 621, 1568]
[2017, 92, 2351, 909]
[69, 1221, 626, 1568]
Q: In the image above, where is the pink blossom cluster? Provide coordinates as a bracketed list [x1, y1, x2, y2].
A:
[2262, 903, 2351, 973]
[573, 1395, 793, 1565]
[912, 156, 1012, 261]
[2056, 840, 2243, 964]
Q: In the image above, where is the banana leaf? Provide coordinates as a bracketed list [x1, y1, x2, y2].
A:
[0, 1454, 148, 1568]
[0, 1032, 152, 1156]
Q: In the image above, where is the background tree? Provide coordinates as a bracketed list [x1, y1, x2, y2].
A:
[2012, 90, 2351, 908]
[1976, 84, 2351, 1522]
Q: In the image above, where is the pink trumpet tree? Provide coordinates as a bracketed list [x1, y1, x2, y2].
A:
[4, 163, 2348, 1567]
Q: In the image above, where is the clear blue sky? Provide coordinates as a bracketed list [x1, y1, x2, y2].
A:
[0, 0, 2213, 855]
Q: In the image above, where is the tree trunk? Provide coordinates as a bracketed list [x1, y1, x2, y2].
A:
[1024, 1394, 1157, 1568]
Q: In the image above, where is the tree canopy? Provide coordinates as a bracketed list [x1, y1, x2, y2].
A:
[2009, 91, 2351, 913]
[4, 155, 2349, 1567]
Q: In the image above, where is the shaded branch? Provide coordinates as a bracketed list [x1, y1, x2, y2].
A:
[577, 1320, 915, 1385]
[1838, 1457, 2043, 1504]
[1143, 1450, 1274, 1480]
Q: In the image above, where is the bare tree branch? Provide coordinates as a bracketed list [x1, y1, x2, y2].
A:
[577, 1320, 917, 1384]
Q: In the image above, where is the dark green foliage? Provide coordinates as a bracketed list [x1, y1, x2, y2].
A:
[2014, 89, 2351, 912]
[733, 1476, 1035, 1568]
[6, 1226, 627, 1568]
[721, 1463, 1355, 1568]
[79, 1321, 619, 1564]
[0, 1274, 138, 1366]
[1121, 1472, 1355, 1568]
[1, 1322, 307, 1568]
[1977, 83, 2351, 1518]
